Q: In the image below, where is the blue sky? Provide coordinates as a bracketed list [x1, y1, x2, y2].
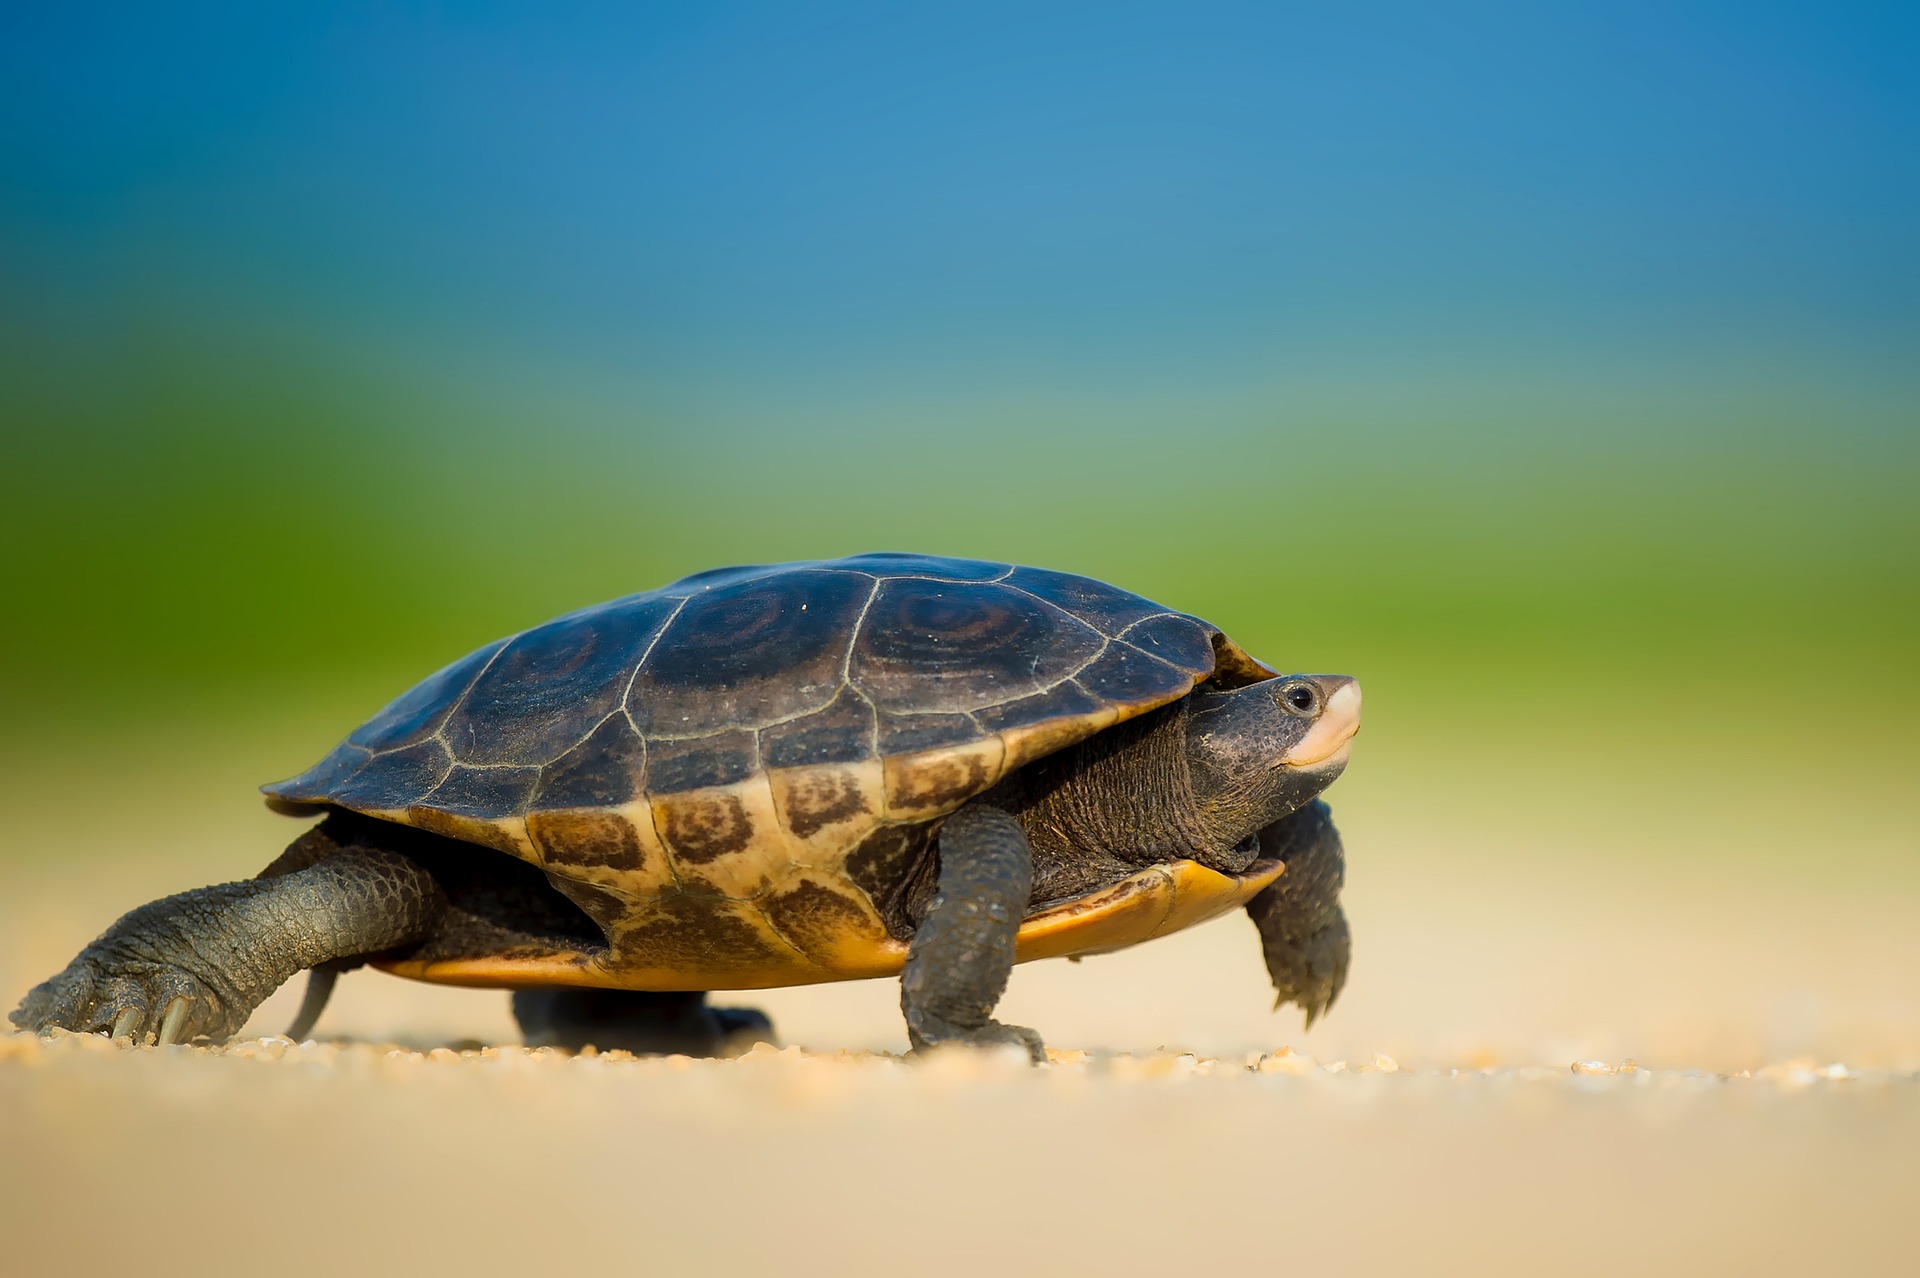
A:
[3, 3, 1915, 452]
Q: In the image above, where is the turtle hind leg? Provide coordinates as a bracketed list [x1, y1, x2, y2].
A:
[10, 847, 445, 1045]
[511, 989, 774, 1056]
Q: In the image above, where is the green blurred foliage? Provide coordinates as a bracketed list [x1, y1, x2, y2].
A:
[3, 310, 1915, 862]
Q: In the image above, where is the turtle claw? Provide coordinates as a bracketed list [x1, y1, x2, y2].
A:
[11, 950, 239, 1046]
[1265, 915, 1350, 1031]
[156, 997, 193, 1047]
[968, 1021, 1047, 1065]
[908, 1017, 1047, 1065]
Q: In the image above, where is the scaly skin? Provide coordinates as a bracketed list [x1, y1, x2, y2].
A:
[1246, 800, 1351, 1028]
[901, 803, 1044, 1063]
[10, 849, 443, 1045]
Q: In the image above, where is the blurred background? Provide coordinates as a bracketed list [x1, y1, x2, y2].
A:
[2, 3, 1915, 1067]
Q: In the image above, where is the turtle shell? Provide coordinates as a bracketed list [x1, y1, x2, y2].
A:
[264, 553, 1280, 989]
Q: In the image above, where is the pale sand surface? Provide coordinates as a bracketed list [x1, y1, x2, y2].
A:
[4, 1031, 1917, 1276]
[4, 765, 1917, 1275]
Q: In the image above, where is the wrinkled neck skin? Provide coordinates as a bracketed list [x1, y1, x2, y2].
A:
[996, 686, 1341, 876]
[1184, 682, 1346, 851]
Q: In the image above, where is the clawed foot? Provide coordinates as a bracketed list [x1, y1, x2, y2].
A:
[1250, 802, 1351, 1030]
[908, 1015, 1046, 1064]
[1265, 914, 1351, 1030]
[11, 951, 244, 1046]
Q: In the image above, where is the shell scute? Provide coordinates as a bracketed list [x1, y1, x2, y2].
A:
[425, 764, 540, 818]
[652, 775, 793, 899]
[528, 810, 646, 871]
[445, 598, 665, 767]
[346, 638, 510, 752]
[331, 739, 452, 811]
[1002, 565, 1177, 638]
[642, 729, 758, 794]
[1072, 642, 1196, 706]
[767, 761, 884, 849]
[875, 710, 982, 756]
[405, 807, 527, 858]
[972, 678, 1110, 734]
[626, 568, 869, 735]
[609, 893, 801, 980]
[759, 684, 876, 770]
[531, 715, 647, 811]
[527, 805, 674, 897]
[883, 736, 1006, 820]
[980, 681, 1120, 772]
[760, 872, 894, 971]
[1116, 611, 1219, 674]
[850, 577, 1105, 713]
[652, 789, 756, 867]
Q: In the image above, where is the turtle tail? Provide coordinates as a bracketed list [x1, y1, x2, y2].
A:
[285, 965, 339, 1041]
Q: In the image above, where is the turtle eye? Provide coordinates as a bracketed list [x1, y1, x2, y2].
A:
[1278, 682, 1320, 717]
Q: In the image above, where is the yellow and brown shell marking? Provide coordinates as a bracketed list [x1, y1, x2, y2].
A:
[264, 553, 1277, 990]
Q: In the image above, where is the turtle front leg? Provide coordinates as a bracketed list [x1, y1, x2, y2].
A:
[1246, 800, 1351, 1029]
[900, 803, 1044, 1063]
[10, 848, 444, 1045]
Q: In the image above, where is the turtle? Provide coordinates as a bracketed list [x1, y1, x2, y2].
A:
[12, 553, 1360, 1060]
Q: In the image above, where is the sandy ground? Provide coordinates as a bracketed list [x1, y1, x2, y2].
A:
[4, 770, 1918, 1275]
[5, 1030, 1917, 1276]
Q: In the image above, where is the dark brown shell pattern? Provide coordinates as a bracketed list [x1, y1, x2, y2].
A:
[264, 553, 1275, 982]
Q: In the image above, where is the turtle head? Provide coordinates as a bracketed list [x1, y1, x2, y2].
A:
[1184, 674, 1361, 845]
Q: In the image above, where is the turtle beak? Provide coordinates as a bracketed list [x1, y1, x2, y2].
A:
[1278, 676, 1362, 769]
